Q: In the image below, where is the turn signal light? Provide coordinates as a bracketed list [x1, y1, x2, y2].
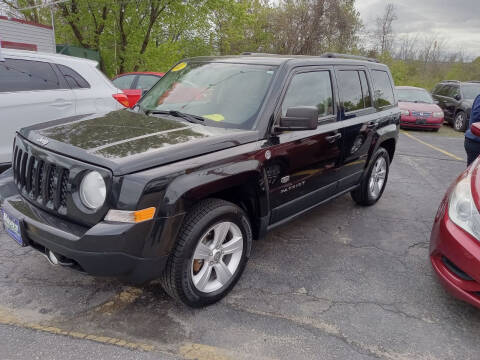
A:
[104, 207, 156, 223]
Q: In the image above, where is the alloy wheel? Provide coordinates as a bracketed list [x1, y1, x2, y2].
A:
[368, 156, 387, 200]
[455, 113, 465, 131]
[191, 221, 244, 293]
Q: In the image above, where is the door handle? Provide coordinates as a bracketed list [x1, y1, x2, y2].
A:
[326, 133, 342, 143]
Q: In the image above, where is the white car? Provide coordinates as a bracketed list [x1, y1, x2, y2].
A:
[0, 49, 128, 171]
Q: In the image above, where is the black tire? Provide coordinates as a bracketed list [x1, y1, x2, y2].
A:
[351, 147, 390, 206]
[160, 198, 252, 307]
[432, 128, 440, 132]
[453, 111, 467, 132]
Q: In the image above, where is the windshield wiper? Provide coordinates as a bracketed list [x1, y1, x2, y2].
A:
[148, 110, 206, 124]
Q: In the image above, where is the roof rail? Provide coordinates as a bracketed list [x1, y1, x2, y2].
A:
[467, 80, 480, 83]
[321, 52, 378, 63]
[440, 80, 461, 83]
[241, 52, 280, 56]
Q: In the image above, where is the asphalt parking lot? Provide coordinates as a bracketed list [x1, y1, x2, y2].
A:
[1, 127, 478, 360]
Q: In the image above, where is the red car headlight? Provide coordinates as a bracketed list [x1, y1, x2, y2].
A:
[448, 166, 480, 240]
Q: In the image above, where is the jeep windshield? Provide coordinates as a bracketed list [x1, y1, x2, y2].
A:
[462, 84, 480, 100]
[138, 61, 277, 130]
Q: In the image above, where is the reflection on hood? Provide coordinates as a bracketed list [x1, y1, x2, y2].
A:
[95, 128, 204, 158]
[21, 109, 259, 174]
[40, 110, 185, 151]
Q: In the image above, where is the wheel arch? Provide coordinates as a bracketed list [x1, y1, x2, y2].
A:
[378, 137, 396, 162]
[163, 162, 270, 240]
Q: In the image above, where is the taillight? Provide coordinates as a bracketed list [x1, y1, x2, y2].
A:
[113, 93, 130, 108]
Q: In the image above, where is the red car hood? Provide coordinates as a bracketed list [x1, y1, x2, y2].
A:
[399, 101, 442, 113]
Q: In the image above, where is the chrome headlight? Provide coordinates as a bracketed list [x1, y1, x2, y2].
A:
[433, 111, 444, 118]
[448, 170, 480, 240]
[401, 109, 410, 116]
[79, 171, 106, 210]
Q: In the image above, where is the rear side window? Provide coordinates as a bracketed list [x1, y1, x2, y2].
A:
[0, 58, 60, 92]
[113, 74, 136, 89]
[371, 70, 395, 108]
[282, 71, 334, 118]
[57, 64, 90, 89]
[337, 70, 372, 112]
[135, 75, 160, 91]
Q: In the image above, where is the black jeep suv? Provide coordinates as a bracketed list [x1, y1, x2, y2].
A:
[431, 80, 480, 131]
[0, 54, 399, 307]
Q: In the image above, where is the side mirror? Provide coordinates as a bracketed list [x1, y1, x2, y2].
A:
[454, 94, 461, 101]
[471, 123, 480, 137]
[277, 106, 318, 131]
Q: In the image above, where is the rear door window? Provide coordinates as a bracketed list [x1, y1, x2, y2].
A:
[281, 71, 334, 119]
[438, 85, 451, 96]
[359, 71, 372, 108]
[135, 75, 161, 91]
[371, 70, 395, 108]
[432, 84, 443, 95]
[337, 70, 364, 112]
[337, 70, 372, 112]
[112, 74, 136, 89]
[0, 58, 60, 92]
[57, 64, 90, 89]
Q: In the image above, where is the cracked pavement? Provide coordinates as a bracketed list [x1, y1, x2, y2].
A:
[1, 129, 479, 359]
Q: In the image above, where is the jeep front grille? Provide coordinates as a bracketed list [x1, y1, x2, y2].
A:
[13, 145, 70, 211]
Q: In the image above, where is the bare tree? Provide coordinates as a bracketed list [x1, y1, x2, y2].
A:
[270, 0, 361, 55]
[397, 34, 419, 61]
[374, 3, 397, 55]
[420, 34, 447, 65]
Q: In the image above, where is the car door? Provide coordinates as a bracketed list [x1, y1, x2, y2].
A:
[444, 85, 461, 121]
[334, 67, 377, 190]
[0, 58, 75, 165]
[267, 67, 343, 224]
[436, 85, 452, 121]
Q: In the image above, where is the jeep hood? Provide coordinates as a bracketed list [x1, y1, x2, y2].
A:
[19, 110, 259, 175]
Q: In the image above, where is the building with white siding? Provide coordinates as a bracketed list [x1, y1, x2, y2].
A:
[0, 16, 55, 53]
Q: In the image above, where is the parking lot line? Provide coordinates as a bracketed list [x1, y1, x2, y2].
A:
[401, 130, 464, 161]
[0, 306, 156, 351]
[0, 304, 246, 359]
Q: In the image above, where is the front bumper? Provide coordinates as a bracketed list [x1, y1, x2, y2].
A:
[1, 193, 174, 284]
[430, 201, 480, 308]
[400, 115, 443, 129]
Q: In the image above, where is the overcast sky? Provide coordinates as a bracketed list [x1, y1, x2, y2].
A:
[355, 0, 480, 58]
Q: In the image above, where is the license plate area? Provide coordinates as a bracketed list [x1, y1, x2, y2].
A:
[416, 118, 427, 124]
[2, 208, 27, 247]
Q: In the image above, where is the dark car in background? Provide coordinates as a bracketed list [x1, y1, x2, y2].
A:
[432, 80, 480, 132]
[112, 71, 164, 107]
[396, 86, 444, 131]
